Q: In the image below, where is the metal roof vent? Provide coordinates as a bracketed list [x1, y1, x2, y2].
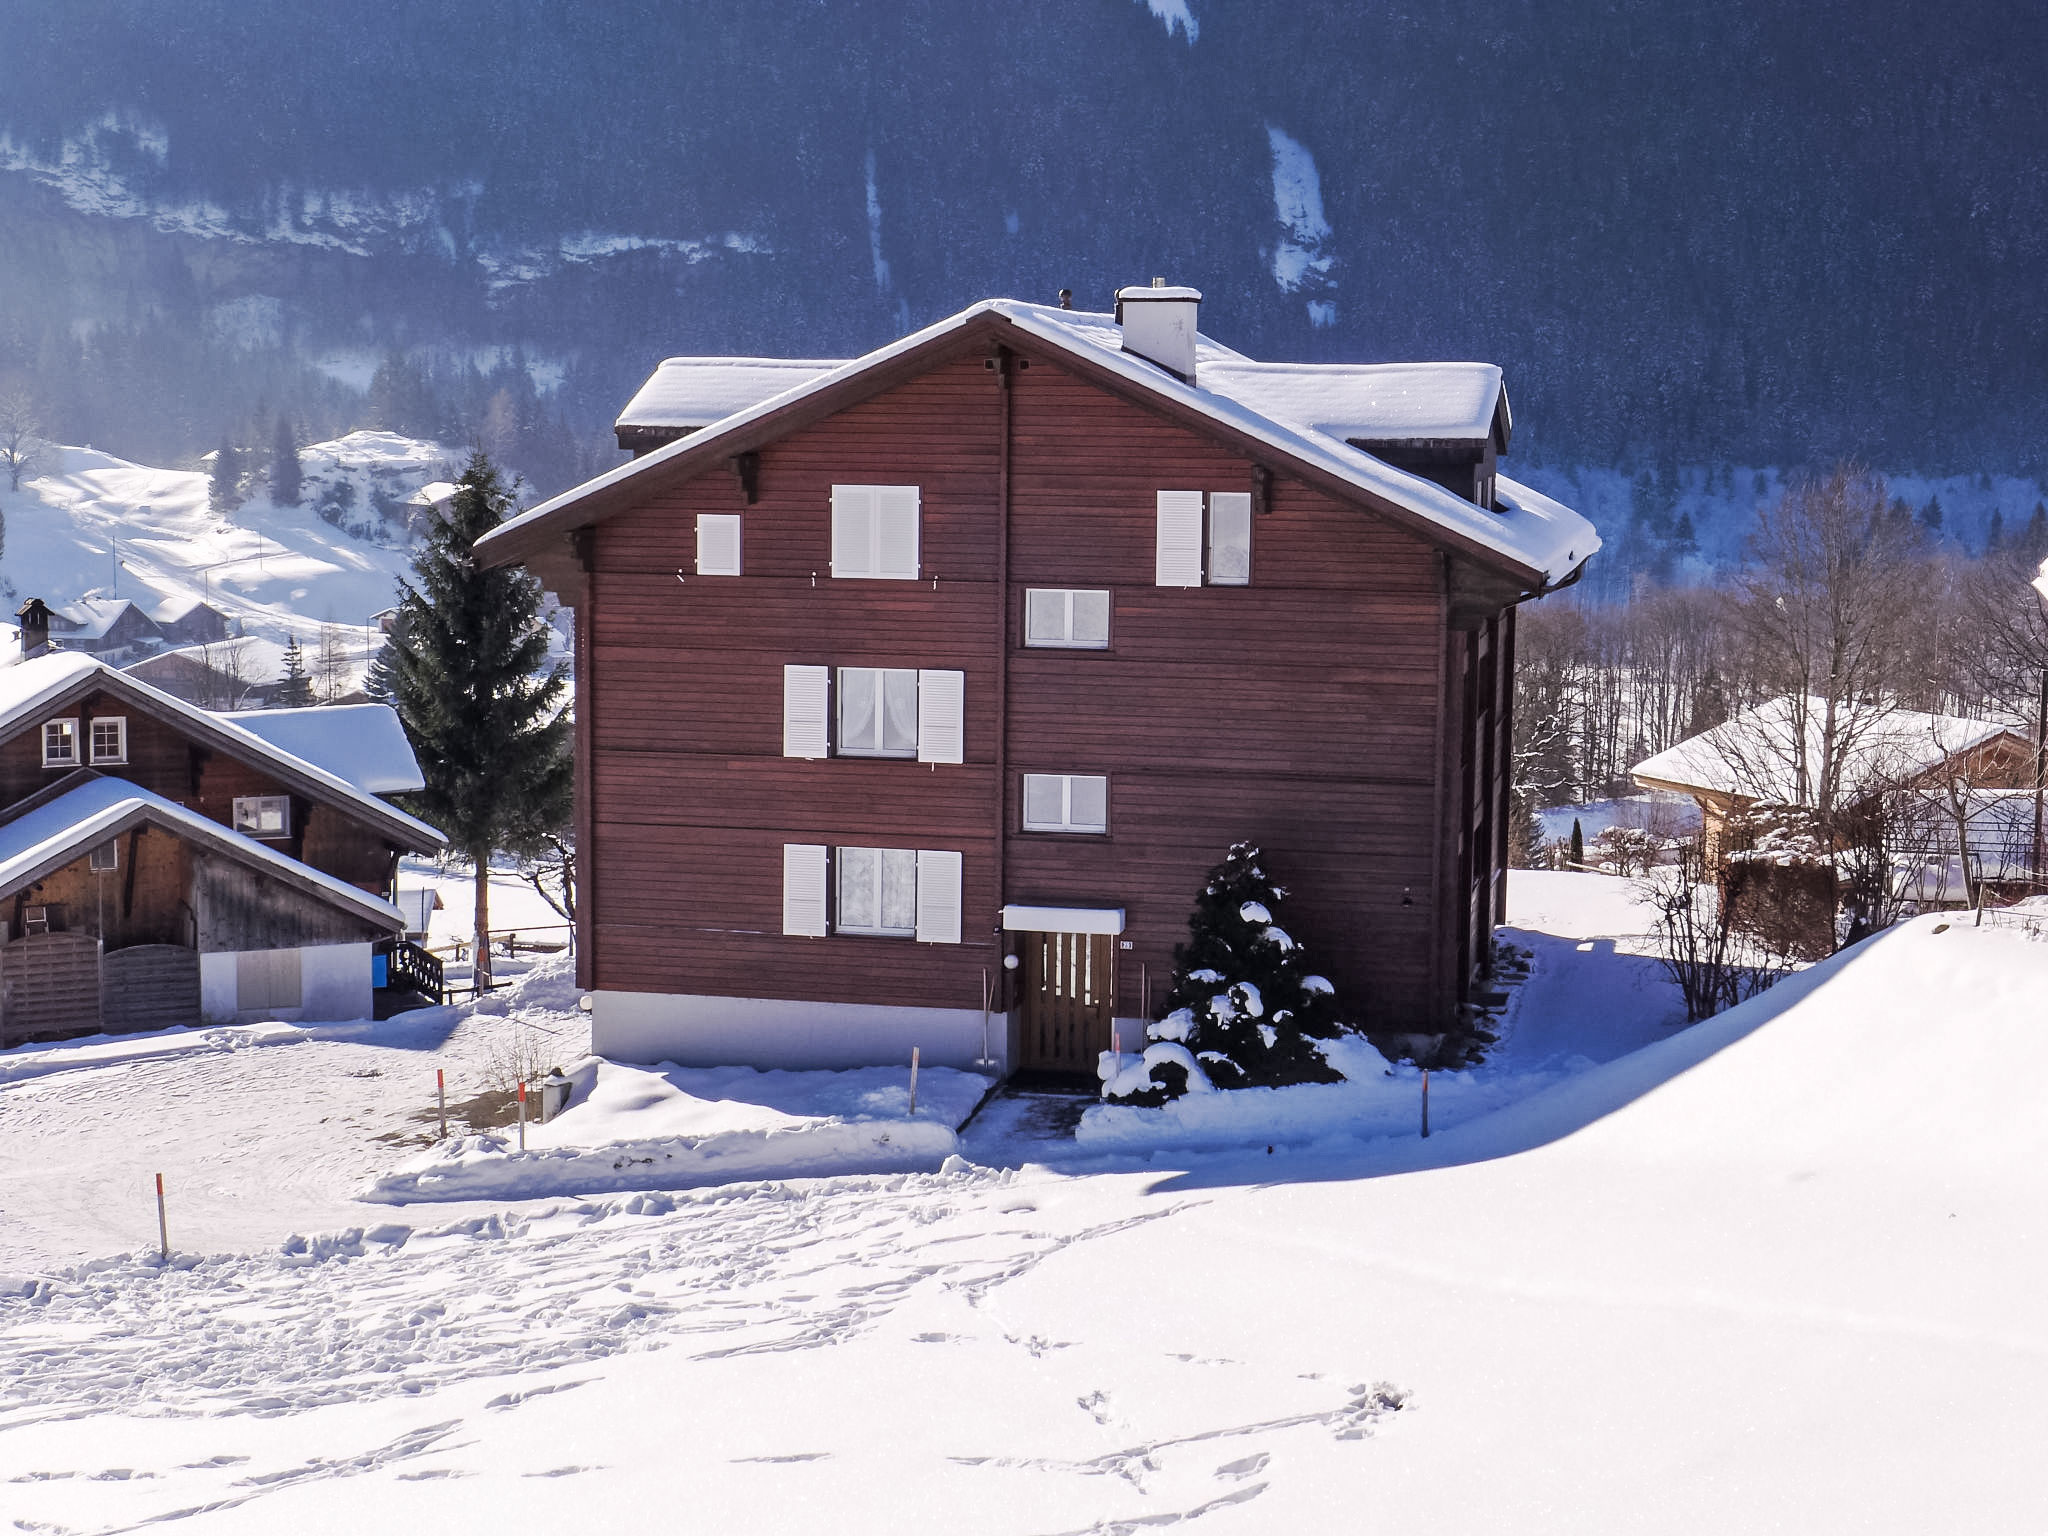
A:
[1114, 279, 1201, 384]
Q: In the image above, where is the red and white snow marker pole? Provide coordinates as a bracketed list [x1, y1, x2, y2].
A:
[1421, 1069, 1431, 1139]
[517, 1080, 528, 1151]
[437, 1068, 447, 1141]
[908, 1046, 921, 1117]
[155, 1172, 169, 1262]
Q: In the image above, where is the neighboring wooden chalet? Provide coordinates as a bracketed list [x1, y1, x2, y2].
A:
[13, 595, 233, 666]
[1632, 697, 2038, 863]
[476, 287, 1598, 1074]
[0, 652, 444, 1044]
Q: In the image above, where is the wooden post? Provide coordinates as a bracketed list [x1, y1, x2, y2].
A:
[1421, 1069, 1431, 1139]
[437, 1068, 447, 1140]
[908, 1046, 920, 1117]
[516, 1080, 527, 1151]
[155, 1172, 169, 1262]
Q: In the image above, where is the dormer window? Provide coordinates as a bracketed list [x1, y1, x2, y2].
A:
[42, 719, 79, 768]
[90, 717, 127, 765]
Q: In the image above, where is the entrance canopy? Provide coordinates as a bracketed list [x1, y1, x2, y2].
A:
[1000, 905, 1125, 935]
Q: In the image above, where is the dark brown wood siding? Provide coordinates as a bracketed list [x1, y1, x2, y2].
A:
[578, 345, 1522, 1034]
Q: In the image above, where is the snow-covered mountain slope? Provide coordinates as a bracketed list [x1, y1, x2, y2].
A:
[0, 432, 456, 684]
[2, 883, 2044, 1530]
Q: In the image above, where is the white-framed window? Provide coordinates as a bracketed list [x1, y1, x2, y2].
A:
[1155, 490, 1251, 587]
[837, 668, 919, 758]
[88, 842, 118, 873]
[41, 718, 79, 768]
[233, 795, 291, 839]
[696, 513, 742, 576]
[1024, 589, 1111, 648]
[785, 665, 965, 764]
[89, 716, 127, 765]
[837, 845, 919, 935]
[831, 485, 920, 579]
[1022, 773, 1109, 834]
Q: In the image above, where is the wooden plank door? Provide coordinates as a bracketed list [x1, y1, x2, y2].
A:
[1019, 931, 1114, 1073]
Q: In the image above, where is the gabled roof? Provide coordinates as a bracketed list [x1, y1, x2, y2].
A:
[0, 776, 404, 932]
[220, 704, 427, 795]
[477, 298, 1597, 587]
[50, 598, 151, 642]
[1196, 361, 1508, 448]
[1631, 696, 2029, 804]
[0, 653, 444, 851]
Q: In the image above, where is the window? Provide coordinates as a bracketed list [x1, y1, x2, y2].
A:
[237, 948, 303, 1013]
[1025, 589, 1111, 648]
[782, 844, 961, 943]
[233, 795, 291, 839]
[88, 842, 118, 873]
[785, 665, 965, 763]
[1155, 490, 1251, 587]
[89, 716, 127, 765]
[837, 668, 919, 757]
[696, 513, 742, 576]
[831, 485, 920, 579]
[1022, 773, 1109, 834]
[41, 718, 79, 767]
[837, 846, 918, 935]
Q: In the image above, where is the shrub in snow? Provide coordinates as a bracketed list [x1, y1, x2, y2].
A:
[1103, 842, 1351, 1105]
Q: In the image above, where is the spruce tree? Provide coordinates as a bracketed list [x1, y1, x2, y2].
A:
[208, 440, 242, 514]
[1106, 843, 1349, 1105]
[273, 635, 315, 707]
[387, 451, 571, 989]
[1985, 508, 2005, 555]
[1570, 817, 1585, 868]
[1919, 496, 1944, 537]
[270, 417, 303, 506]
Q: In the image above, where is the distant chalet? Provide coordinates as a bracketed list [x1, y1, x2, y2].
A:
[476, 287, 1598, 1074]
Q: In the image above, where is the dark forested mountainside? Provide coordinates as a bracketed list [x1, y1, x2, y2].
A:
[0, 0, 2043, 488]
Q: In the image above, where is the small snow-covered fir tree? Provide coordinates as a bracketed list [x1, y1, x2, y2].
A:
[1103, 843, 1349, 1106]
[273, 635, 315, 707]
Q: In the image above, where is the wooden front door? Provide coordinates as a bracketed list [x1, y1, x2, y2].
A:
[1018, 930, 1115, 1073]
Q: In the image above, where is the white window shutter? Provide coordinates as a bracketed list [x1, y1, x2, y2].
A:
[916, 669, 965, 764]
[1155, 490, 1204, 587]
[782, 664, 829, 759]
[783, 844, 828, 937]
[877, 486, 920, 579]
[696, 513, 742, 576]
[915, 850, 963, 944]
[831, 486, 873, 577]
[1208, 492, 1252, 585]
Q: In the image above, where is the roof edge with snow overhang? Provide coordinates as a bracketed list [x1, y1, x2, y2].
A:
[0, 652, 445, 851]
[476, 298, 1598, 589]
[0, 777, 404, 933]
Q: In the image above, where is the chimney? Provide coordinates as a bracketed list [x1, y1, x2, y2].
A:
[1114, 278, 1201, 384]
[15, 598, 51, 660]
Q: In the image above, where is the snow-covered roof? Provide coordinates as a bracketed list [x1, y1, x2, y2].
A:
[405, 480, 460, 508]
[0, 652, 444, 849]
[146, 593, 208, 625]
[50, 598, 146, 642]
[1631, 696, 2027, 804]
[616, 358, 850, 431]
[0, 776, 403, 931]
[1116, 284, 1204, 302]
[484, 298, 1596, 585]
[220, 704, 426, 795]
[1198, 361, 1506, 444]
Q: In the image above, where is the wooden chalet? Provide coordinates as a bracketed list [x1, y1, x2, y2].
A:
[0, 652, 444, 1045]
[476, 287, 1598, 1074]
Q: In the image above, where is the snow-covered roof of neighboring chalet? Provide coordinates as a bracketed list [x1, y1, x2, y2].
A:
[616, 358, 851, 432]
[486, 299, 1596, 586]
[146, 594, 207, 625]
[405, 480, 460, 508]
[221, 704, 427, 795]
[0, 776, 404, 930]
[1631, 696, 2028, 804]
[50, 598, 145, 641]
[1197, 361, 1507, 445]
[0, 652, 444, 850]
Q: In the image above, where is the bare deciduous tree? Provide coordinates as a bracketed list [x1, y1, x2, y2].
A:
[0, 387, 44, 493]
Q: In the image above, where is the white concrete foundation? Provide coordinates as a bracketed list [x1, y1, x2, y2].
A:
[199, 942, 374, 1025]
[591, 990, 1010, 1074]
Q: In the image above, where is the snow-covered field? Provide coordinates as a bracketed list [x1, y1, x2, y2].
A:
[4, 872, 2047, 1530]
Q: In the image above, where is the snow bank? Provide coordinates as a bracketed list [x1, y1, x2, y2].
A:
[362, 1059, 994, 1203]
[1077, 1035, 1592, 1153]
